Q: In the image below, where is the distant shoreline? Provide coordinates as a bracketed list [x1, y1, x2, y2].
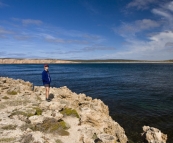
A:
[0, 58, 78, 64]
[0, 58, 173, 64]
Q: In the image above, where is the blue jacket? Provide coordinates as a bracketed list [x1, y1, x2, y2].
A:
[42, 70, 51, 85]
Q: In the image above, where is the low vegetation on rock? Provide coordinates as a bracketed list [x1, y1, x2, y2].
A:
[34, 107, 42, 115]
[7, 91, 17, 95]
[2, 124, 17, 130]
[56, 139, 63, 143]
[60, 108, 79, 118]
[2, 96, 9, 99]
[0, 138, 16, 142]
[9, 110, 34, 118]
[34, 118, 69, 134]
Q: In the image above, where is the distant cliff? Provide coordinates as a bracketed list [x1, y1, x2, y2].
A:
[0, 58, 77, 64]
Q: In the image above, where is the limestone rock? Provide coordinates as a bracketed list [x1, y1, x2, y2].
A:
[29, 115, 45, 125]
[141, 126, 167, 143]
[0, 77, 128, 143]
[53, 111, 64, 120]
[49, 101, 65, 111]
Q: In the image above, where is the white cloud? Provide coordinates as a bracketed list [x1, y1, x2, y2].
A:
[39, 33, 56, 40]
[82, 34, 102, 40]
[135, 19, 160, 30]
[0, 27, 13, 34]
[0, 23, 37, 40]
[39, 33, 88, 44]
[152, 9, 172, 20]
[45, 37, 65, 43]
[165, 42, 173, 47]
[53, 45, 116, 55]
[35, 26, 106, 45]
[164, 1, 173, 12]
[83, 46, 116, 51]
[0, 27, 14, 38]
[150, 31, 173, 41]
[152, 1, 173, 29]
[12, 18, 43, 26]
[104, 31, 173, 60]
[114, 19, 160, 37]
[22, 19, 43, 25]
[111, 1, 173, 60]
[14, 35, 30, 40]
[50, 28, 103, 41]
[126, 0, 158, 10]
[1, 18, 106, 51]
[0, 51, 27, 58]
[36, 27, 105, 44]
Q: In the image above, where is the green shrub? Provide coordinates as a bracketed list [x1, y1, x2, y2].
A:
[56, 139, 63, 143]
[0, 138, 15, 142]
[10, 107, 42, 119]
[57, 130, 69, 136]
[92, 133, 98, 140]
[33, 118, 70, 136]
[2, 124, 17, 130]
[60, 108, 79, 118]
[0, 103, 6, 110]
[20, 134, 34, 143]
[20, 123, 35, 131]
[10, 111, 34, 118]
[34, 107, 42, 115]
[7, 91, 17, 95]
[2, 96, 9, 99]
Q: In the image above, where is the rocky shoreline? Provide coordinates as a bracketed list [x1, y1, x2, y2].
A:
[0, 77, 167, 143]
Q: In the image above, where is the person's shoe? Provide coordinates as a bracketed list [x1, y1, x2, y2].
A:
[46, 98, 50, 102]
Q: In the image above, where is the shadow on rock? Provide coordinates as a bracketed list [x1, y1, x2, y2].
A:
[49, 93, 54, 100]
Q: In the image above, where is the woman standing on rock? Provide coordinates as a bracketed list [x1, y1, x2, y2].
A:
[42, 64, 51, 102]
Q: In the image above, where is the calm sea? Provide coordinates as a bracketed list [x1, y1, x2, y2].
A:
[0, 63, 173, 142]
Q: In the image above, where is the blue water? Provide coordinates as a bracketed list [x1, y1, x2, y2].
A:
[0, 63, 173, 142]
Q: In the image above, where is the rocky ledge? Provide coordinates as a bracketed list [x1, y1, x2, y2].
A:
[0, 77, 167, 143]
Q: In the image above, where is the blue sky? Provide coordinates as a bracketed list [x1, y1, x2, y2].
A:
[0, 0, 173, 60]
